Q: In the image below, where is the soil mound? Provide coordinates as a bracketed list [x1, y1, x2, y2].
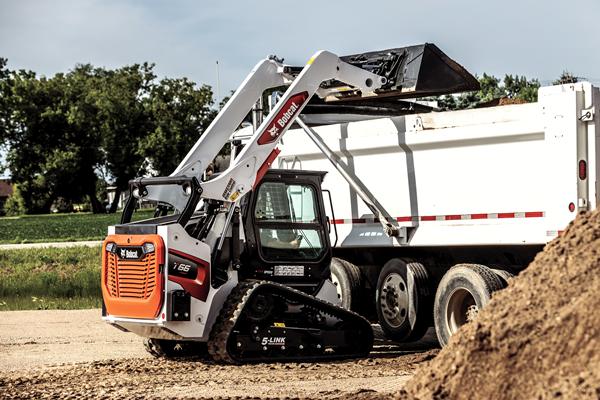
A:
[404, 210, 600, 399]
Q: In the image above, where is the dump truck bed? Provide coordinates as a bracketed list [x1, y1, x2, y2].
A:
[277, 82, 600, 247]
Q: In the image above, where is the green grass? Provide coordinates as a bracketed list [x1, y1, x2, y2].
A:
[0, 296, 101, 310]
[0, 209, 155, 244]
[0, 246, 102, 311]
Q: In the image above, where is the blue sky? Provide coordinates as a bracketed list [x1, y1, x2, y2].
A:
[2, 0, 600, 93]
[1, 0, 600, 177]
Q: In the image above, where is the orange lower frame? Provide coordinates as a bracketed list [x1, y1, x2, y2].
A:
[101, 234, 165, 319]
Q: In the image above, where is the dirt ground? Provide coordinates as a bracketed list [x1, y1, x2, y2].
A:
[11, 213, 600, 399]
[0, 309, 438, 399]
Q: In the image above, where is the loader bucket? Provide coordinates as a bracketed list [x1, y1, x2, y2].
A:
[325, 43, 479, 101]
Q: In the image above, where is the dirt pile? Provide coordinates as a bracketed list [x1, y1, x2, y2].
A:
[404, 210, 600, 399]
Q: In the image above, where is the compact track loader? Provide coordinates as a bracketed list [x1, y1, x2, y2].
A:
[101, 44, 477, 363]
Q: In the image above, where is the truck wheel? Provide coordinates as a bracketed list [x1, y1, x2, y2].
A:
[492, 268, 514, 287]
[330, 257, 363, 312]
[144, 338, 208, 359]
[434, 264, 504, 346]
[376, 258, 432, 342]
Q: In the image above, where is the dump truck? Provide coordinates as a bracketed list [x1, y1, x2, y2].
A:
[270, 80, 599, 345]
[101, 43, 599, 362]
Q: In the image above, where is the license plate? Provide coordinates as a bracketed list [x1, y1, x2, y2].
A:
[273, 265, 305, 277]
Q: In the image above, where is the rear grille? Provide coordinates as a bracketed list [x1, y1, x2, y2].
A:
[105, 252, 157, 299]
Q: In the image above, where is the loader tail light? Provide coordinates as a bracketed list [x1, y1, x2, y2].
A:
[579, 160, 587, 180]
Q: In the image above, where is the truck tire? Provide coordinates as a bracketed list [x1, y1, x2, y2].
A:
[376, 258, 432, 342]
[330, 257, 363, 312]
[434, 264, 504, 347]
[492, 268, 514, 287]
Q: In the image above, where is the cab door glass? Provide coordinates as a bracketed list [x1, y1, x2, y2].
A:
[287, 184, 318, 223]
[254, 182, 324, 261]
[255, 182, 317, 223]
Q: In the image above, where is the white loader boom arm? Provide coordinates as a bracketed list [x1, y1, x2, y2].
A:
[146, 51, 386, 211]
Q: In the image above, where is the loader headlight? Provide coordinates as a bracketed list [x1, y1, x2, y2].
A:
[132, 186, 148, 199]
[106, 242, 117, 253]
[143, 242, 155, 254]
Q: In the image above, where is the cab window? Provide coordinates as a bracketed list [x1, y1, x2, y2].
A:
[254, 181, 324, 261]
[255, 182, 318, 223]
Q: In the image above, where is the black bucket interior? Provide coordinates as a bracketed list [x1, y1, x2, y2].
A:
[325, 43, 479, 101]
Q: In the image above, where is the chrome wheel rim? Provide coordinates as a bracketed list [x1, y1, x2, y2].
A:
[446, 287, 478, 335]
[379, 273, 408, 328]
[330, 270, 343, 301]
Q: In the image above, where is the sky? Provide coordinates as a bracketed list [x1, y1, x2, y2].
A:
[2, 0, 600, 94]
[1, 0, 600, 177]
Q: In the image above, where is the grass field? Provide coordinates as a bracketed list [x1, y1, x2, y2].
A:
[0, 209, 154, 244]
[0, 246, 102, 310]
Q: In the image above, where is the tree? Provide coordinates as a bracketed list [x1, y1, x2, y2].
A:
[54, 66, 105, 213]
[553, 71, 578, 85]
[0, 59, 10, 179]
[478, 73, 504, 103]
[1, 69, 62, 213]
[3, 183, 25, 216]
[1, 58, 222, 214]
[0, 65, 104, 213]
[0, 58, 10, 160]
[435, 73, 540, 110]
[140, 78, 216, 176]
[503, 75, 540, 103]
[95, 63, 156, 212]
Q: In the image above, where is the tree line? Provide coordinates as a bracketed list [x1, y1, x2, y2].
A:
[0, 56, 579, 215]
[434, 71, 578, 110]
[0, 58, 217, 214]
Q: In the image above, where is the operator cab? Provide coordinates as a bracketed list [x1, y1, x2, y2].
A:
[241, 169, 332, 294]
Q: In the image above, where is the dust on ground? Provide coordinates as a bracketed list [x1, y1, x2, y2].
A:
[0, 309, 148, 370]
[405, 210, 600, 400]
[0, 309, 438, 399]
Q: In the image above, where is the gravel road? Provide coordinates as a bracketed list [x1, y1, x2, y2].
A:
[0, 309, 438, 399]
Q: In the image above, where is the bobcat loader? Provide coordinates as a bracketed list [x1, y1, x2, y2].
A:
[101, 44, 477, 362]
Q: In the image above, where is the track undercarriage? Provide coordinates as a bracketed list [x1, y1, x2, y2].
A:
[145, 280, 373, 363]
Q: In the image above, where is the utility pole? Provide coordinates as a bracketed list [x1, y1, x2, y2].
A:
[215, 60, 221, 109]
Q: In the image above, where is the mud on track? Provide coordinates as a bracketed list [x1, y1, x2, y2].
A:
[0, 309, 438, 399]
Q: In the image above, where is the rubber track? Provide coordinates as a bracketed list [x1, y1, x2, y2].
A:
[208, 280, 260, 363]
[208, 280, 373, 364]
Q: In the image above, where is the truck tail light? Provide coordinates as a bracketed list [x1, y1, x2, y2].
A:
[579, 160, 587, 180]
